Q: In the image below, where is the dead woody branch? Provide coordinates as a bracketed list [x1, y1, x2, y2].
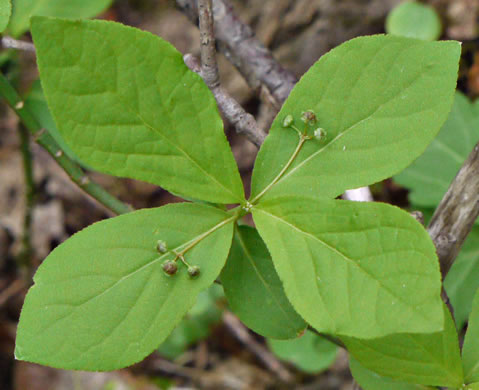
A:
[186, 0, 266, 147]
[177, 0, 297, 106]
[428, 142, 479, 278]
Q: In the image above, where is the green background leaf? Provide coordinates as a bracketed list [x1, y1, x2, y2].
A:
[221, 225, 306, 339]
[463, 289, 479, 383]
[385, 1, 442, 41]
[395, 92, 479, 207]
[8, 0, 112, 37]
[445, 227, 479, 330]
[251, 35, 459, 203]
[465, 384, 479, 390]
[267, 331, 337, 374]
[157, 284, 223, 360]
[343, 305, 463, 388]
[15, 203, 234, 370]
[31, 17, 244, 204]
[0, 0, 11, 33]
[252, 196, 443, 338]
[349, 356, 435, 390]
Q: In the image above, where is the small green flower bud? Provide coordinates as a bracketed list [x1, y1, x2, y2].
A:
[162, 260, 178, 276]
[156, 240, 168, 254]
[282, 114, 294, 128]
[314, 128, 326, 140]
[301, 110, 317, 125]
[187, 265, 201, 278]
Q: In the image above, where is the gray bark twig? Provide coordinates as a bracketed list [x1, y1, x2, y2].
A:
[428, 142, 479, 278]
[198, 0, 220, 89]
[177, 0, 297, 106]
[192, 0, 266, 147]
[184, 53, 266, 147]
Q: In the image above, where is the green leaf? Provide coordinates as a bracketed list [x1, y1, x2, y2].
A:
[15, 203, 235, 370]
[24, 79, 89, 168]
[395, 92, 479, 207]
[444, 227, 479, 330]
[349, 356, 435, 390]
[251, 35, 459, 203]
[252, 196, 443, 338]
[343, 305, 463, 388]
[463, 289, 479, 383]
[0, 0, 11, 33]
[221, 225, 307, 339]
[31, 17, 245, 204]
[465, 384, 479, 390]
[158, 284, 223, 360]
[267, 330, 337, 374]
[8, 0, 112, 37]
[386, 1, 442, 41]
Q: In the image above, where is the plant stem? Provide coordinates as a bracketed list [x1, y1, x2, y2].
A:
[428, 141, 479, 278]
[198, 0, 220, 89]
[18, 124, 34, 271]
[0, 72, 132, 216]
[174, 215, 236, 258]
[250, 134, 308, 204]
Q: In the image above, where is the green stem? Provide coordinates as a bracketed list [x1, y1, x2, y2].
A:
[0, 72, 132, 215]
[18, 123, 34, 271]
[250, 134, 309, 204]
[174, 215, 237, 258]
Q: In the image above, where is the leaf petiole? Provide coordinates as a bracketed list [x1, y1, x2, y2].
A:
[170, 215, 237, 261]
[250, 133, 311, 204]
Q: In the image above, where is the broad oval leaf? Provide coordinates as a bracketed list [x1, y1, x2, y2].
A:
[349, 356, 436, 390]
[463, 289, 479, 383]
[31, 17, 245, 204]
[343, 305, 463, 388]
[15, 203, 235, 370]
[250, 35, 460, 203]
[445, 227, 479, 330]
[0, 0, 11, 33]
[221, 225, 307, 339]
[8, 0, 112, 37]
[466, 384, 479, 390]
[395, 92, 479, 207]
[252, 196, 443, 338]
[385, 1, 441, 41]
[267, 330, 337, 374]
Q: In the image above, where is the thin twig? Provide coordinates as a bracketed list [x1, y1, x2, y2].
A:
[0, 73, 132, 216]
[428, 141, 479, 278]
[18, 124, 34, 272]
[1, 36, 36, 52]
[222, 310, 294, 382]
[176, 0, 297, 106]
[184, 53, 266, 147]
[198, 0, 220, 89]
